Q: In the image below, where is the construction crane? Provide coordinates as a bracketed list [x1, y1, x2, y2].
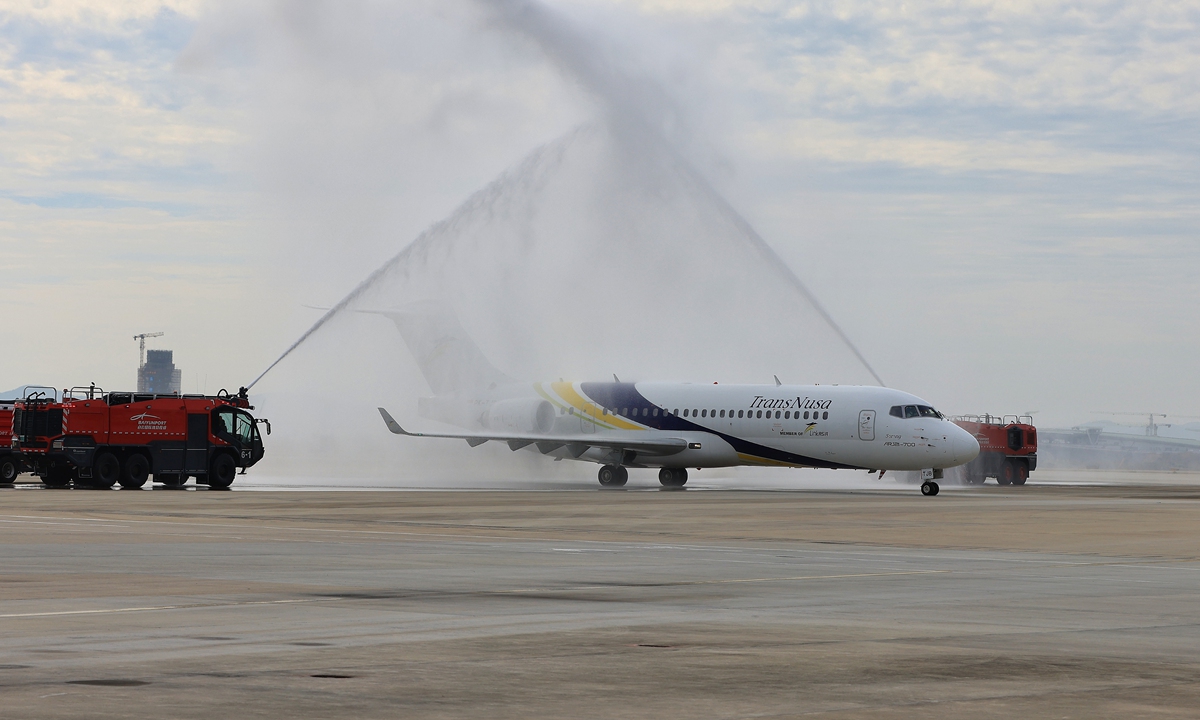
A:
[133, 332, 164, 367]
[1090, 411, 1200, 437]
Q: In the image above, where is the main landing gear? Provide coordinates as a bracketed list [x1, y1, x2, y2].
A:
[658, 468, 687, 488]
[597, 466, 689, 487]
[598, 465, 628, 487]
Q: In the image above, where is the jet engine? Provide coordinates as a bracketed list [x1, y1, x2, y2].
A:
[481, 398, 556, 434]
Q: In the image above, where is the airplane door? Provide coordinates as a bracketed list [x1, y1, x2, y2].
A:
[858, 410, 876, 441]
[579, 406, 596, 433]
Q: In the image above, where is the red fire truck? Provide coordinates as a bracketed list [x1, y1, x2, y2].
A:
[10, 386, 268, 489]
[1, 396, 27, 483]
[952, 415, 1038, 485]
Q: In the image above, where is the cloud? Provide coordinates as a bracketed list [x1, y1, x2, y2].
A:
[1, 0, 1198, 429]
[751, 118, 1152, 174]
[1, 0, 202, 26]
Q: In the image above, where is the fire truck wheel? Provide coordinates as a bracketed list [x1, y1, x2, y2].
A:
[208, 454, 237, 489]
[998, 460, 1016, 486]
[93, 453, 120, 488]
[0, 455, 19, 483]
[1012, 460, 1029, 486]
[120, 454, 150, 489]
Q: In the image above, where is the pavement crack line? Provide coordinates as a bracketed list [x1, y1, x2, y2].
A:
[0, 598, 328, 620]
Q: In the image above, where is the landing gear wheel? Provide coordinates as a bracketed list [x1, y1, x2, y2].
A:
[998, 460, 1016, 486]
[658, 468, 688, 487]
[598, 465, 627, 487]
[119, 454, 149, 489]
[1012, 461, 1029, 486]
[93, 452, 120, 488]
[208, 454, 237, 489]
[920, 480, 940, 496]
[0, 455, 19, 483]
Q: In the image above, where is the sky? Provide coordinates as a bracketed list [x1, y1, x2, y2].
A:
[1, 0, 1198, 435]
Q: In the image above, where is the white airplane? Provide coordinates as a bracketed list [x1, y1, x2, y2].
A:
[374, 306, 979, 495]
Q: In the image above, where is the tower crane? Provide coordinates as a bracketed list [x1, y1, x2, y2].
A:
[133, 332, 164, 367]
[1091, 412, 1200, 437]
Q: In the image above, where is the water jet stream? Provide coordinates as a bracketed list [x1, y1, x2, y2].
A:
[248, 0, 884, 390]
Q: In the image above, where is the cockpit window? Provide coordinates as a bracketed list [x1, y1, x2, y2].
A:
[891, 404, 944, 420]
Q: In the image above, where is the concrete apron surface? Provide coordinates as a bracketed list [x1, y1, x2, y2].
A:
[1, 484, 1199, 718]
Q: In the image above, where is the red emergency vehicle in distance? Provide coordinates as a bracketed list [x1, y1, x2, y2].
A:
[1, 397, 25, 483]
[11, 386, 268, 489]
[952, 415, 1037, 485]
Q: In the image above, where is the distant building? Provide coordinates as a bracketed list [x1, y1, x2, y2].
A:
[138, 349, 182, 394]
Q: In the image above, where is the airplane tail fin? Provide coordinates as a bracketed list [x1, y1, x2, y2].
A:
[362, 302, 513, 396]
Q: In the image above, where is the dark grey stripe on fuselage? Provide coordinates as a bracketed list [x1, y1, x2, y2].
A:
[579, 382, 859, 470]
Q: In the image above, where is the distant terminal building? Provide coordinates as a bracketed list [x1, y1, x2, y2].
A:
[1039, 422, 1200, 472]
[138, 349, 182, 395]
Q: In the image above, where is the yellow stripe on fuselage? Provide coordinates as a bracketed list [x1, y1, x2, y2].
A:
[549, 382, 644, 431]
[736, 452, 802, 468]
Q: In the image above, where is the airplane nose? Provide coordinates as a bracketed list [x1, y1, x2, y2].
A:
[950, 424, 980, 465]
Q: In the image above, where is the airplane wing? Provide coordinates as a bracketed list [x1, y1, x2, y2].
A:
[377, 407, 689, 457]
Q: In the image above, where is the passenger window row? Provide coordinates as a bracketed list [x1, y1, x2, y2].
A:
[594, 405, 832, 422]
[606, 407, 661, 417]
[671, 408, 829, 421]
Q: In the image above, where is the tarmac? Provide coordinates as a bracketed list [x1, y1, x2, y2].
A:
[2, 479, 1200, 718]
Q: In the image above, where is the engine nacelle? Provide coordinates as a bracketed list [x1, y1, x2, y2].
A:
[482, 398, 556, 434]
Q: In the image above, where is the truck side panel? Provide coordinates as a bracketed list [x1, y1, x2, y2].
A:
[63, 401, 110, 443]
[108, 400, 188, 445]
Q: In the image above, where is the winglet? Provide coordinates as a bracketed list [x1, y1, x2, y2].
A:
[377, 407, 409, 435]
[774, 375, 782, 386]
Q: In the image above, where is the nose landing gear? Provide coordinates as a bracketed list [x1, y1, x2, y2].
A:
[918, 468, 943, 496]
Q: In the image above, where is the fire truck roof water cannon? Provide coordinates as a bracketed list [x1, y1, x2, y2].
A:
[4, 385, 268, 489]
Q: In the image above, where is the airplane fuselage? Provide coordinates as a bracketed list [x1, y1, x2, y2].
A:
[430, 381, 979, 472]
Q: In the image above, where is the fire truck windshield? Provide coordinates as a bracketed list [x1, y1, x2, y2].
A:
[214, 408, 259, 446]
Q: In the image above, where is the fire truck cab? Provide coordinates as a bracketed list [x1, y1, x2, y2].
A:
[11, 386, 267, 489]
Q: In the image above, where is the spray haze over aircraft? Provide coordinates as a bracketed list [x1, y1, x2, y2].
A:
[227, 0, 967, 485]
